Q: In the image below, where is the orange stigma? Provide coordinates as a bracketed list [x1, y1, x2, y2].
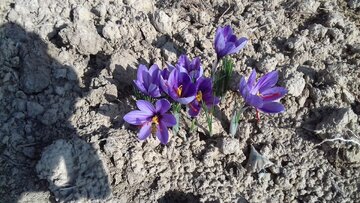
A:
[176, 85, 183, 96]
[196, 91, 202, 102]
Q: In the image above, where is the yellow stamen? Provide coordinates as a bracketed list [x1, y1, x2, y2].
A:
[196, 91, 202, 102]
[151, 116, 159, 135]
[152, 116, 159, 125]
[176, 85, 183, 96]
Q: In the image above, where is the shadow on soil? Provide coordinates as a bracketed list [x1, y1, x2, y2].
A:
[0, 23, 110, 202]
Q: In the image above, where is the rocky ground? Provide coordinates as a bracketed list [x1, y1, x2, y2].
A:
[0, 0, 360, 202]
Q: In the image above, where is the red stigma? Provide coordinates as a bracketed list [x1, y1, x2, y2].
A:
[261, 92, 280, 99]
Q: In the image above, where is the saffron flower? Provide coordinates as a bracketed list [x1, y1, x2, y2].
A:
[188, 77, 220, 117]
[175, 55, 203, 81]
[133, 64, 161, 97]
[214, 25, 248, 60]
[123, 99, 176, 144]
[239, 69, 287, 113]
[160, 69, 197, 104]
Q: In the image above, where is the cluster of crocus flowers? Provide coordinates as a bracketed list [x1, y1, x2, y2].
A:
[124, 54, 219, 144]
[124, 25, 287, 144]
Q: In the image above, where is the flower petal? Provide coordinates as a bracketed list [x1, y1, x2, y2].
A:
[258, 102, 285, 113]
[188, 100, 201, 117]
[176, 96, 196, 104]
[156, 122, 169, 144]
[134, 80, 147, 93]
[228, 37, 247, 54]
[137, 64, 147, 82]
[136, 100, 155, 113]
[253, 70, 279, 93]
[123, 110, 152, 125]
[155, 99, 171, 114]
[148, 83, 161, 97]
[246, 94, 263, 109]
[138, 122, 151, 140]
[247, 69, 257, 88]
[260, 87, 287, 102]
[161, 113, 177, 127]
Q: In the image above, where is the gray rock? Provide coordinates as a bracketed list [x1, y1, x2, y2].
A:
[27, 101, 44, 117]
[21, 58, 51, 94]
[348, 0, 360, 9]
[102, 21, 121, 41]
[218, 137, 240, 155]
[59, 22, 104, 55]
[316, 108, 358, 139]
[41, 109, 58, 125]
[152, 11, 172, 34]
[282, 71, 306, 97]
[72, 6, 92, 22]
[161, 42, 178, 61]
[53, 68, 67, 79]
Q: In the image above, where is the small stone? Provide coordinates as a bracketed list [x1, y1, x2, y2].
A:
[152, 10, 172, 34]
[53, 68, 67, 79]
[348, 0, 360, 9]
[72, 6, 92, 22]
[102, 21, 121, 41]
[218, 137, 240, 155]
[283, 71, 306, 97]
[315, 107, 358, 138]
[41, 109, 58, 125]
[27, 101, 44, 117]
[256, 56, 278, 72]
[161, 42, 178, 62]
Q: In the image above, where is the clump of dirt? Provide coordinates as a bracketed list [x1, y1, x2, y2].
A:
[0, 0, 359, 202]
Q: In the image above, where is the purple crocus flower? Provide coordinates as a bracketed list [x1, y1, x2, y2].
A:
[123, 99, 176, 144]
[160, 68, 197, 104]
[188, 77, 220, 117]
[214, 25, 248, 60]
[239, 69, 287, 114]
[133, 64, 161, 97]
[176, 55, 203, 81]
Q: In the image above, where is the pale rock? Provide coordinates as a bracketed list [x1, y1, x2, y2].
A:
[282, 71, 306, 97]
[72, 6, 92, 22]
[59, 22, 104, 55]
[152, 10, 172, 34]
[102, 21, 121, 41]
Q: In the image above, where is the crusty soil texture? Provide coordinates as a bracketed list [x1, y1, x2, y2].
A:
[1, 0, 360, 202]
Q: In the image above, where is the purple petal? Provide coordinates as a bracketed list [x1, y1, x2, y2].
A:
[258, 102, 285, 113]
[198, 77, 212, 94]
[176, 96, 196, 104]
[138, 122, 151, 140]
[217, 43, 235, 58]
[181, 81, 197, 97]
[137, 64, 147, 82]
[253, 70, 279, 93]
[134, 80, 147, 94]
[177, 55, 190, 68]
[188, 100, 201, 117]
[156, 122, 169, 144]
[155, 99, 171, 114]
[123, 110, 152, 125]
[136, 100, 155, 114]
[260, 87, 287, 102]
[148, 83, 161, 97]
[228, 37, 247, 54]
[246, 94, 263, 108]
[167, 69, 179, 89]
[238, 77, 248, 98]
[247, 69, 257, 89]
[161, 113, 177, 127]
